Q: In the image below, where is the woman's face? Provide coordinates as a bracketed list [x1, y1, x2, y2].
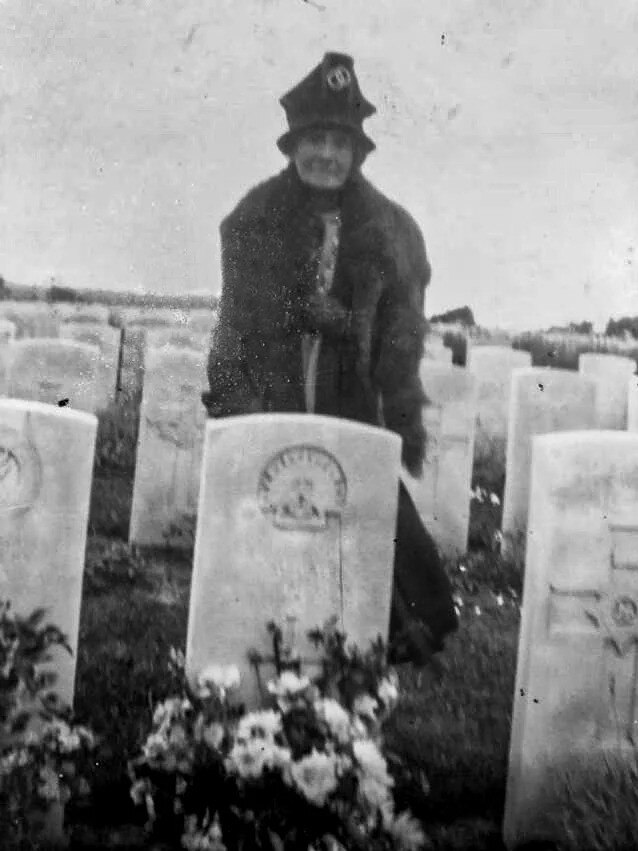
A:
[293, 128, 354, 190]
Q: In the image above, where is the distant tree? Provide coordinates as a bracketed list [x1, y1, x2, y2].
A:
[605, 316, 638, 339]
[48, 285, 78, 303]
[546, 321, 593, 335]
[429, 305, 475, 327]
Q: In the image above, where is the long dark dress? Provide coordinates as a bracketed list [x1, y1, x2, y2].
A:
[304, 202, 458, 663]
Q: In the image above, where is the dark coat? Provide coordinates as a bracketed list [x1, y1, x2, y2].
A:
[203, 163, 431, 476]
[203, 163, 458, 658]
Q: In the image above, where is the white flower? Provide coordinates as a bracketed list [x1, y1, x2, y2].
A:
[42, 719, 86, 753]
[353, 740, 393, 788]
[387, 810, 428, 849]
[350, 716, 369, 740]
[495, 593, 504, 607]
[194, 717, 225, 750]
[489, 492, 501, 505]
[315, 698, 352, 744]
[38, 764, 60, 802]
[458, 564, 466, 573]
[358, 774, 394, 820]
[143, 731, 170, 761]
[267, 670, 310, 698]
[474, 605, 482, 616]
[131, 778, 150, 806]
[289, 749, 338, 806]
[353, 694, 378, 721]
[226, 738, 290, 779]
[236, 710, 282, 742]
[377, 676, 399, 707]
[153, 697, 187, 729]
[196, 664, 241, 697]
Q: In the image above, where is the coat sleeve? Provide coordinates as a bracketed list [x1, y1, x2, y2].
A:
[202, 215, 263, 417]
[373, 215, 431, 478]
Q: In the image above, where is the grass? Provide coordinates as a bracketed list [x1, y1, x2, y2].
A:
[52, 396, 523, 850]
[7, 384, 534, 850]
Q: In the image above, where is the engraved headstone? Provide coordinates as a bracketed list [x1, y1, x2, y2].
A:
[578, 352, 636, 429]
[59, 323, 120, 410]
[404, 363, 477, 557]
[186, 414, 401, 708]
[501, 368, 597, 546]
[129, 347, 207, 546]
[467, 345, 532, 461]
[503, 431, 638, 847]
[7, 339, 99, 413]
[0, 400, 97, 705]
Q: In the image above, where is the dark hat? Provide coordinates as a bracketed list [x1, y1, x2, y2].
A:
[277, 52, 376, 158]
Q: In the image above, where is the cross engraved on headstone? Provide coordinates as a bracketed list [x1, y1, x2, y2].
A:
[548, 522, 638, 745]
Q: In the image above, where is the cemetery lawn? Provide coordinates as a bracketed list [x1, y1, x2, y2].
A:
[59, 392, 521, 850]
[69, 542, 519, 849]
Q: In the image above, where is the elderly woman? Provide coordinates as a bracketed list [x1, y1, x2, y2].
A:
[203, 52, 458, 663]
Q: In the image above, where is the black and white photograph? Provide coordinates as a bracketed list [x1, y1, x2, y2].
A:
[0, 2, 637, 849]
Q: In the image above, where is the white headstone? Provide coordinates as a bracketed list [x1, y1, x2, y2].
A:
[0, 400, 97, 705]
[0, 321, 16, 395]
[627, 375, 638, 432]
[501, 368, 597, 546]
[145, 327, 208, 354]
[404, 363, 477, 558]
[467, 345, 532, 459]
[129, 346, 207, 546]
[504, 431, 638, 847]
[7, 339, 100, 413]
[0, 318, 17, 345]
[63, 304, 111, 324]
[186, 414, 401, 709]
[186, 310, 217, 336]
[0, 302, 59, 339]
[59, 323, 120, 410]
[578, 352, 636, 429]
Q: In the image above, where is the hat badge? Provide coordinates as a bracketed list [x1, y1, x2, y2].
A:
[325, 64, 352, 92]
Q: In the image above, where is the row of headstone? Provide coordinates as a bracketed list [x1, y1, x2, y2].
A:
[0, 400, 399, 723]
[6, 398, 638, 848]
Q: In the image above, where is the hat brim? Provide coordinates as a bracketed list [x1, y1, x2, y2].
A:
[277, 122, 376, 158]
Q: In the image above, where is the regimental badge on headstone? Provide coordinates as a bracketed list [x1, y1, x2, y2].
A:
[257, 445, 347, 532]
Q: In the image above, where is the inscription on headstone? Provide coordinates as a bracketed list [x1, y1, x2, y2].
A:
[186, 415, 401, 708]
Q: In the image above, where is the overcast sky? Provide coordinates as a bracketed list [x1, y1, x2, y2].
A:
[1, 0, 636, 330]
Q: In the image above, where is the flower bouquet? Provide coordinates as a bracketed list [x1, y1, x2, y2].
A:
[0, 600, 96, 848]
[129, 618, 429, 850]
